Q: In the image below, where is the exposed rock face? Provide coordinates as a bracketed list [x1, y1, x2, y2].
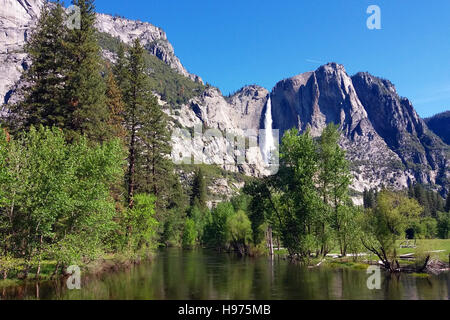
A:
[0, 0, 43, 108]
[352, 72, 449, 187]
[95, 13, 202, 83]
[271, 63, 449, 194]
[226, 85, 269, 131]
[0, 0, 201, 107]
[425, 111, 450, 145]
[1, 2, 448, 197]
[169, 86, 270, 177]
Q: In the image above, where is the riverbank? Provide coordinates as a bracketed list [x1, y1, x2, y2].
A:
[0, 251, 154, 290]
[3, 248, 449, 300]
[272, 239, 450, 275]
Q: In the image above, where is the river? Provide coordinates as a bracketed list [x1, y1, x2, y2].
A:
[2, 248, 449, 300]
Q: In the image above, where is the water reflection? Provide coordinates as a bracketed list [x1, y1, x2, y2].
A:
[1, 248, 449, 300]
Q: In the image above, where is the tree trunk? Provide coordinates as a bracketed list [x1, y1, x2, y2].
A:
[51, 261, 60, 279]
[35, 235, 43, 280]
[267, 226, 274, 256]
[418, 255, 431, 273]
[127, 128, 136, 209]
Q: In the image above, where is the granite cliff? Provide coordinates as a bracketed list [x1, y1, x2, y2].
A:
[1, 1, 448, 201]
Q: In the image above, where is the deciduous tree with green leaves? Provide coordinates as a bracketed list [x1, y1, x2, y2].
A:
[361, 190, 423, 272]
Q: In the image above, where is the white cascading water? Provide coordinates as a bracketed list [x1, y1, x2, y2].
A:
[261, 96, 275, 164]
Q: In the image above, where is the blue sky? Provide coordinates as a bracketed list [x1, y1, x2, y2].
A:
[94, 0, 450, 118]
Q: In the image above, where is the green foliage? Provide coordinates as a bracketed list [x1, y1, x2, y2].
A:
[182, 218, 198, 249]
[0, 126, 125, 275]
[243, 125, 356, 260]
[437, 211, 450, 239]
[64, 0, 111, 142]
[363, 188, 376, 209]
[362, 190, 423, 271]
[125, 194, 158, 252]
[191, 167, 207, 208]
[117, 38, 174, 211]
[204, 202, 235, 249]
[333, 204, 364, 257]
[10, 2, 69, 132]
[97, 32, 205, 107]
[226, 210, 253, 254]
[417, 217, 438, 239]
[10, 1, 119, 143]
[243, 178, 279, 246]
[411, 184, 445, 217]
[276, 128, 322, 259]
[190, 205, 211, 243]
[317, 124, 353, 256]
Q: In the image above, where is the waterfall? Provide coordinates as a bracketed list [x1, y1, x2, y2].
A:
[261, 96, 275, 164]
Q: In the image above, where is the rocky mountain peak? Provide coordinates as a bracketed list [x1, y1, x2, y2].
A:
[269, 64, 449, 194]
[352, 72, 426, 148]
[317, 62, 346, 74]
[0, 0, 202, 107]
[229, 85, 268, 99]
[95, 13, 201, 83]
[271, 63, 369, 138]
[1, 2, 448, 197]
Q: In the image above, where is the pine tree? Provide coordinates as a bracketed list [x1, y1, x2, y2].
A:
[122, 39, 149, 208]
[105, 66, 126, 141]
[11, 0, 119, 144]
[191, 167, 207, 208]
[64, 0, 109, 142]
[407, 184, 415, 198]
[113, 43, 128, 91]
[414, 184, 430, 216]
[10, 2, 68, 131]
[118, 38, 176, 213]
[445, 194, 450, 213]
[136, 93, 174, 210]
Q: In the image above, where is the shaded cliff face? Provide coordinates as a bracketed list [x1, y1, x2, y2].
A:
[425, 111, 450, 145]
[352, 72, 449, 187]
[271, 63, 449, 194]
[272, 63, 369, 137]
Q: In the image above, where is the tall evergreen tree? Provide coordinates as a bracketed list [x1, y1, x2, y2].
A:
[121, 39, 148, 208]
[105, 66, 126, 141]
[191, 167, 207, 208]
[64, 0, 109, 142]
[136, 93, 173, 210]
[414, 184, 430, 216]
[118, 38, 174, 211]
[11, 0, 119, 143]
[10, 2, 68, 131]
[363, 189, 375, 209]
[113, 43, 128, 90]
[445, 194, 450, 213]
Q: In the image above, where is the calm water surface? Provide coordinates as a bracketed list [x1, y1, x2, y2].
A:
[2, 248, 450, 300]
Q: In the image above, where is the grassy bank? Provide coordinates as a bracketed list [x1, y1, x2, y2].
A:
[0, 251, 154, 289]
[396, 239, 450, 262]
[273, 239, 450, 272]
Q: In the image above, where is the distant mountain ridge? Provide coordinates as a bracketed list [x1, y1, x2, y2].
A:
[270, 63, 449, 195]
[425, 111, 450, 145]
[1, 0, 448, 198]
